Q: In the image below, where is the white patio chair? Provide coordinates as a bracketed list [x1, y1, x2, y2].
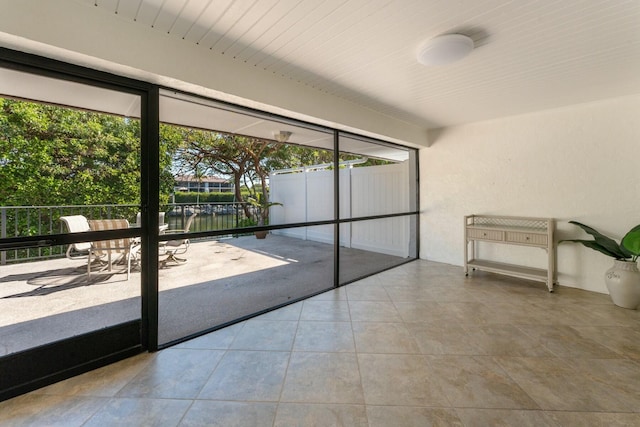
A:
[60, 215, 93, 260]
[159, 213, 197, 267]
[135, 212, 166, 228]
[88, 218, 139, 280]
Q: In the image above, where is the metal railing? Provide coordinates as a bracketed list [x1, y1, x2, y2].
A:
[0, 202, 252, 264]
[163, 202, 250, 232]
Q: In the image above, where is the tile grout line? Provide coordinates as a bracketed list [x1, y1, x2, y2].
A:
[272, 298, 304, 426]
[348, 293, 370, 426]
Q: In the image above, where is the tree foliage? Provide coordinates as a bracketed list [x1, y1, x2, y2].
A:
[169, 127, 328, 218]
[0, 95, 393, 224]
[167, 124, 395, 222]
[0, 98, 177, 207]
[1, 98, 138, 206]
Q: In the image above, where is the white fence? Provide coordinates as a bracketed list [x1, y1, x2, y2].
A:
[269, 162, 410, 257]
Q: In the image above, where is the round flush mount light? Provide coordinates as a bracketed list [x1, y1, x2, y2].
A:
[417, 34, 474, 66]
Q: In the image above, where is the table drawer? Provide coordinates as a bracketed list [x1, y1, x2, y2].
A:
[505, 231, 547, 245]
[467, 228, 504, 241]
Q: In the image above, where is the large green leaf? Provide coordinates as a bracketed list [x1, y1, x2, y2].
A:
[568, 221, 628, 259]
[622, 224, 640, 257]
[561, 239, 623, 259]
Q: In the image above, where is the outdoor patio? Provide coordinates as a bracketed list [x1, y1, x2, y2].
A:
[0, 234, 409, 354]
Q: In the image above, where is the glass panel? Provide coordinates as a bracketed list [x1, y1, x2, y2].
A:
[0, 68, 141, 355]
[339, 215, 417, 285]
[336, 134, 418, 283]
[158, 225, 334, 345]
[338, 134, 415, 219]
[157, 91, 336, 344]
[0, 234, 142, 356]
[159, 90, 335, 232]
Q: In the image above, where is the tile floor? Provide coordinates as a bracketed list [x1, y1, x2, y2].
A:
[2, 260, 640, 426]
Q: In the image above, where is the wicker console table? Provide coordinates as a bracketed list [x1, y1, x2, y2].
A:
[464, 215, 556, 292]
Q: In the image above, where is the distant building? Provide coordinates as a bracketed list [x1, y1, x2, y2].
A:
[174, 175, 234, 193]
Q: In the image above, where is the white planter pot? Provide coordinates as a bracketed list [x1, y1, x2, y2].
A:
[605, 260, 640, 310]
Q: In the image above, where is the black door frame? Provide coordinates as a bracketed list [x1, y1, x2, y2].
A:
[0, 48, 155, 401]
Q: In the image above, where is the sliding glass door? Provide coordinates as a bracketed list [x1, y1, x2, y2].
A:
[154, 91, 419, 347]
[337, 134, 419, 284]
[157, 91, 336, 345]
[0, 49, 419, 400]
[0, 61, 147, 400]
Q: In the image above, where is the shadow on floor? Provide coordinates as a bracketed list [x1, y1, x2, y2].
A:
[0, 235, 412, 354]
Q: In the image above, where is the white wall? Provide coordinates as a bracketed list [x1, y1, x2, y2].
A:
[420, 94, 640, 294]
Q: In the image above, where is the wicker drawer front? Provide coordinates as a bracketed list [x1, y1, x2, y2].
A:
[505, 231, 547, 245]
[468, 228, 504, 241]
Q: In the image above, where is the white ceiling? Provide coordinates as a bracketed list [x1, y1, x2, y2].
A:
[160, 90, 410, 161]
[79, 0, 640, 129]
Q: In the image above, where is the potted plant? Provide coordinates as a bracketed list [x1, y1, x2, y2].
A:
[562, 221, 640, 309]
[247, 197, 282, 239]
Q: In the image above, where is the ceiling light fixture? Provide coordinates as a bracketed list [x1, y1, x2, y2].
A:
[417, 34, 474, 66]
[273, 131, 292, 143]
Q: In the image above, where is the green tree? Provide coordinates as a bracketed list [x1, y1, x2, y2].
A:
[167, 124, 393, 223]
[159, 123, 189, 201]
[170, 129, 266, 218]
[0, 98, 180, 208]
[0, 98, 141, 206]
[168, 127, 333, 220]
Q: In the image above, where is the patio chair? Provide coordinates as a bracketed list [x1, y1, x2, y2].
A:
[135, 212, 166, 229]
[87, 218, 139, 280]
[159, 213, 197, 267]
[60, 215, 94, 260]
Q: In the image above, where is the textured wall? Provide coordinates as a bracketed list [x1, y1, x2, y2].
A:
[420, 94, 640, 293]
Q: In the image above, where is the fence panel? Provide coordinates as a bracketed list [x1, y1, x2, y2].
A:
[270, 163, 410, 257]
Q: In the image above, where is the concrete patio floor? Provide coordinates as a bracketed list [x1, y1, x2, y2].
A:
[0, 234, 409, 354]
